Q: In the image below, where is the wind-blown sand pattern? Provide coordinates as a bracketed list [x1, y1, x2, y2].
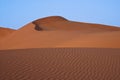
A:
[0, 16, 120, 80]
[0, 48, 120, 80]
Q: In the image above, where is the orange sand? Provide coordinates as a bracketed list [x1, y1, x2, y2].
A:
[0, 16, 120, 49]
[0, 48, 120, 80]
[0, 16, 120, 80]
[0, 27, 15, 40]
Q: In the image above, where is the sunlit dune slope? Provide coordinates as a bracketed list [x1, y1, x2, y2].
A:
[0, 27, 15, 39]
[0, 30, 120, 49]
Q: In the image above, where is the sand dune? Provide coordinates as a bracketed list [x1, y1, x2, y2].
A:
[0, 16, 120, 80]
[0, 27, 15, 40]
[0, 48, 120, 80]
[0, 16, 120, 49]
[20, 16, 120, 31]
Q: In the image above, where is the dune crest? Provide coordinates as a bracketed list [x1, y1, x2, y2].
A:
[32, 16, 68, 25]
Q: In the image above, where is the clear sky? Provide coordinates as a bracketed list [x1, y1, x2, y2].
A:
[0, 0, 120, 29]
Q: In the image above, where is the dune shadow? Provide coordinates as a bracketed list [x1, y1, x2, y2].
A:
[32, 22, 43, 31]
[34, 24, 43, 31]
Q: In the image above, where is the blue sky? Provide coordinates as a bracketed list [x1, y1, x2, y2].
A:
[0, 0, 120, 29]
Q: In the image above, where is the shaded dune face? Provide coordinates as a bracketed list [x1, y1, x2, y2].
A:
[34, 24, 43, 31]
[0, 27, 15, 39]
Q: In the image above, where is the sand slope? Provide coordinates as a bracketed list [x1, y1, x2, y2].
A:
[0, 27, 15, 40]
[0, 48, 120, 80]
[0, 31, 120, 49]
[0, 16, 120, 50]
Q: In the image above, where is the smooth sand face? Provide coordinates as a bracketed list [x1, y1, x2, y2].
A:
[0, 48, 120, 80]
[0, 27, 15, 40]
[0, 31, 120, 49]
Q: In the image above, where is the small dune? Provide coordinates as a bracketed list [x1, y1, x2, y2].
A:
[20, 16, 120, 31]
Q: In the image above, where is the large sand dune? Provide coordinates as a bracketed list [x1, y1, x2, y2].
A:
[0, 16, 120, 49]
[0, 48, 120, 80]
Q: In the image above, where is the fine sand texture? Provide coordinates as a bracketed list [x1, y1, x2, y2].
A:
[0, 16, 120, 50]
[0, 48, 120, 80]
